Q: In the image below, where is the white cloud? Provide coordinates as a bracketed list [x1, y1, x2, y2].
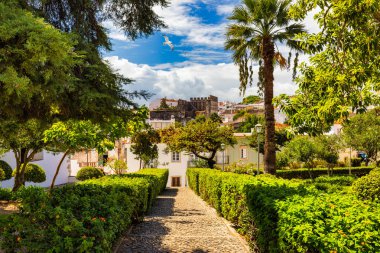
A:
[216, 4, 235, 16]
[105, 56, 297, 104]
[154, 0, 228, 48]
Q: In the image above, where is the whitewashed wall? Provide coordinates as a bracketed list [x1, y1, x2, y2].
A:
[0, 150, 70, 188]
[125, 143, 190, 187]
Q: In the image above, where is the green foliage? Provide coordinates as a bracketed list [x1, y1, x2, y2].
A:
[276, 167, 375, 179]
[303, 175, 356, 193]
[0, 188, 13, 201]
[161, 116, 236, 168]
[343, 109, 380, 163]
[76, 167, 104, 181]
[0, 160, 12, 181]
[276, 1, 380, 135]
[0, 168, 4, 181]
[131, 127, 160, 169]
[12, 164, 46, 183]
[24, 164, 46, 183]
[242, 95, 261, 104]
[1, 169, 168, 252]
[188, 168, 380, 252]
[351, 158, 362, 167]
[107, 159, 128, 175]
[352, 169, 380, 201]
[277, 193, 380, 252]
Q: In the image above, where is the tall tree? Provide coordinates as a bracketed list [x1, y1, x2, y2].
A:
[275, 0, 380, 135]
[225, 0, 306, 174]
[131, 127, 161, 169]
[342, 109, 380, 164]
[161, 117, 236, 168]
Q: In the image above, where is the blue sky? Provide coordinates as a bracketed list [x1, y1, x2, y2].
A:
[103, 0, 317, 105]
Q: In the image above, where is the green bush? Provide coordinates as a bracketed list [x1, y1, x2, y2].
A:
[352, 169, 380, 201]
[76, 166, 104, 181]
[277, 193, 380, 252]
[0, 160, 12, 181]
[0, 188, 12, 201]
[304, 175, 356, 193]
[351, 158, 362, 167]
[0, 168, 4, 181]
[12, 163, 46, 183]
[24, 164, 46, 183]
[187, 168, 380, 252]
[1, 169, 168, 252]
[276, 166, 374, 179]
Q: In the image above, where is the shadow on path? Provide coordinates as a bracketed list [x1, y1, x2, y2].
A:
[115, 188, 249, 253]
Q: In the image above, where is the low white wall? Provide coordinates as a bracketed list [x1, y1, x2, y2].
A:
[0, 150, 70, 189]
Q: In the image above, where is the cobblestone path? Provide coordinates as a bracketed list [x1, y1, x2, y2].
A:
[115, 187, 250, 253]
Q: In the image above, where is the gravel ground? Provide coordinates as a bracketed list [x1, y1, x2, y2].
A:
[115, 187, 250, 253]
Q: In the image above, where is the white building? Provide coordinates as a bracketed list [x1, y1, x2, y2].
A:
[0, 150, 71, 188]
[125, 142, 191, 188]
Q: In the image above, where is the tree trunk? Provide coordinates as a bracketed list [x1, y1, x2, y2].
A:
[262, 38, 276, 174]
[12, 148, 27, 191]
[50, 150, 70, 191]
[207, 159, 216, 169]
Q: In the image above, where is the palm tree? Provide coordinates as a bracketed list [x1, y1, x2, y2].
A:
[225, 0, 306, 174]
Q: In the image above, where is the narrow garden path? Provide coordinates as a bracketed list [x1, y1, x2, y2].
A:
[115, 187, 250, 253]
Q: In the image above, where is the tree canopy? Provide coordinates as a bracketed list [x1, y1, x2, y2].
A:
[131, 126, 161, 169]
[160, 117, 236, 168]
[342, 109, 380, 163]
[275, 0, 380, 135]
[225, 0, 306, 174]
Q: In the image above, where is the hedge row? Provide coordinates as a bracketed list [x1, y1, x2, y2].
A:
[276, 166, 375, 179]
[1, 169, 168, 252]
[187, 168, 380, 252]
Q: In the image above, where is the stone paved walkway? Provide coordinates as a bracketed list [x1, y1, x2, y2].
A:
[115, 187, 250, 253]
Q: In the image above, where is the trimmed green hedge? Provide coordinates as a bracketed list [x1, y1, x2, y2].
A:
[276, 166, 375, 179]
[0, 160, 12, 181]
[187, 168, 380, 252]
[352, 168, 380, 201]
[76, 166, 104, 181]
[1, 169, 168, 252]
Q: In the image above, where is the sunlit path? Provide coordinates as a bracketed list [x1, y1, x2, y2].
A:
[115, 188, 250, 253]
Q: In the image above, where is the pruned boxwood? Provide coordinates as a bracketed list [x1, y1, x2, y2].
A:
[0, 160, 12, 181]
[12, 163, 46, 183]
[76, 166, 104, 181]
[352, 168, 380, 201]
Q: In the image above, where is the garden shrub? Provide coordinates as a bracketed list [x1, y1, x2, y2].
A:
[276, 166, 374, 179]
[12, 163, 46, 183]
[24, 163, 46, 183]
[277, 193, 380, 252]
[304, 175, 356, 193]
[1, 169, 168, 252]
[187, 168, 380, 252]
[0, 160, 12, 180]
[0, 188, 12, 201]
[0, 167, 4, 181]
[352, 169, 380, 201]
[351, 158, 362, 167]
[76, 166, 104, 181]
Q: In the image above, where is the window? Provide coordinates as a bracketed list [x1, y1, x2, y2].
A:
[240, 148, 247, 159]
[172, 152, 180, 162]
